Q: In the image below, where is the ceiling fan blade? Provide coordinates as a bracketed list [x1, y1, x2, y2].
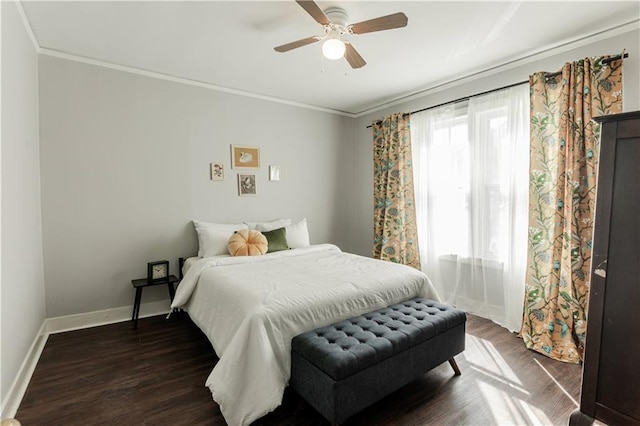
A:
[274, 36, 319, 53]
[344, 42, 366, 69]
[295, 0, 331, 25]
[350, 12, 408, 34]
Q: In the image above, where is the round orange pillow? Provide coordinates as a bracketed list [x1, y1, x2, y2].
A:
[228, 229, 268, 256]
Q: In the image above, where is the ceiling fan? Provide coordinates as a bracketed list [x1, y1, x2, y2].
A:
[274, 0, 408, 69]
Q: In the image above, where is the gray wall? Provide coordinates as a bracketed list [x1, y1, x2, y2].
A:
[38, 56, 354, 317]
[1, 1, 47, 406]
[348, 28, 640, 257]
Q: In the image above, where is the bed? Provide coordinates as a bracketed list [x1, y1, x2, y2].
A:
[171, 222, 439, 426]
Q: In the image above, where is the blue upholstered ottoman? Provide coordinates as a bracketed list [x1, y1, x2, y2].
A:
[290, 298, 466, 424]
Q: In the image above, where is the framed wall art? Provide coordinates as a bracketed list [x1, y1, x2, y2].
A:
[238, 174, 257, 196]
[269, 165, 281, 181]
[210, 163, 224, 181]
[231, 145, 260, 169]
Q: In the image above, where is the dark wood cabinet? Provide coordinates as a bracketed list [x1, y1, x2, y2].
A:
[570, 111, 640, 426]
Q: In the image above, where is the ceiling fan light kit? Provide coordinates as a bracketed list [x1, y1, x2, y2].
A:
[274, 0, 408, 69]
[322, 38, 345, 60]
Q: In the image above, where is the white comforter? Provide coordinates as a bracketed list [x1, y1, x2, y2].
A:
[171, 244, 439, 426]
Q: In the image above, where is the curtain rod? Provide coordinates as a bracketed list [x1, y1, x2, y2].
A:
[367, 52, 629, 129]
[366, 80, 526, 128]
[543, 52, 628, 79]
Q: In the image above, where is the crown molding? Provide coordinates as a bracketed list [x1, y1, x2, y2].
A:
[16, 2, 353, 117]
[14, 0, 638, 119]
[15, 0, 40, 53]
[38, 48, 356, 118]
[353, 19, 639, 118]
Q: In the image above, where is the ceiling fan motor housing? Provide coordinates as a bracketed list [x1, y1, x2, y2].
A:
[324, 7, 349, 32]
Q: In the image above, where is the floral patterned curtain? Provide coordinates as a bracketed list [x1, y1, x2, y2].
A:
[372, 113, 421, 269]
[521, 56, 623, 363]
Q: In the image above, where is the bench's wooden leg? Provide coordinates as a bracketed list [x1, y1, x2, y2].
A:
[448, 358, 461, 376]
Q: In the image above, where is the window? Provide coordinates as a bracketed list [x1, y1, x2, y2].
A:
[410, 84, 529, 331]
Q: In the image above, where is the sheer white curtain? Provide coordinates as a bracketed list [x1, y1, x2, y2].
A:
[411, 84, 529, 332]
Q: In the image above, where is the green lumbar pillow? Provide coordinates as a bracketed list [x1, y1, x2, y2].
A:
[262, 227, 289, 253]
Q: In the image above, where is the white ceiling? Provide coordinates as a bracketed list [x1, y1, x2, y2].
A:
[21, 1, 640, 116]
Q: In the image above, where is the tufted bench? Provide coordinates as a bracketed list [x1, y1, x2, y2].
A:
[290, 298, 466, 424]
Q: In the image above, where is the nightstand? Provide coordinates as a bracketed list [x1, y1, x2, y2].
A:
[131, 275, 179, 329]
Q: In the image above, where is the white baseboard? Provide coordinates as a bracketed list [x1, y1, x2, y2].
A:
[46, 300, 171, 334]
[1, 300, 172, 419]
[0, 321, 48, 420]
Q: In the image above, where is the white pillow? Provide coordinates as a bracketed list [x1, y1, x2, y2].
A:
[285, 218, 310, 248]
[245, 218, 292, 232]
[193, 220, 248, 257]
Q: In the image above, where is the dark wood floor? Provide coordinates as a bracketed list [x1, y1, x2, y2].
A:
[16, 313, 582, 425]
